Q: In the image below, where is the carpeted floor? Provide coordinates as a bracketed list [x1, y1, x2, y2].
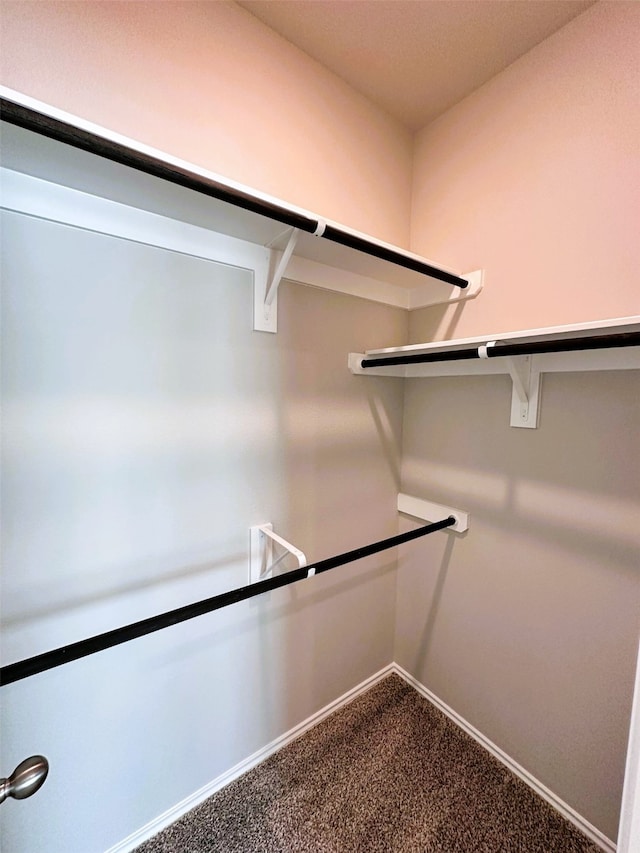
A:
[135, 674, 603, 852]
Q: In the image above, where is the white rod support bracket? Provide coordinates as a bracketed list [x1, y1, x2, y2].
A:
[249, 523, 307, 583]
[253, 251, 277, 333]
[347, 352, 407, 377]
[507, 355, 541, 429]
[397, 494, 469, 533]
[264, 227, 301, 307]
[408, 269, 484, 310]
[254, 228, 301, 334]
[457, 269, 484, 302]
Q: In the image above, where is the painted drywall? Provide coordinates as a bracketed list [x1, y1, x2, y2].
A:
[396, 371, 639, 841]
[0, 3, 413, 850]
[0, 0, 412, 247]
[409, 1, 640, 340]
[0, 206, 407, 852]
[397, 3, 640, 842]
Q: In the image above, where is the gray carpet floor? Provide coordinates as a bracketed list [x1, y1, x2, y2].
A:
[136, 674, 603, 852]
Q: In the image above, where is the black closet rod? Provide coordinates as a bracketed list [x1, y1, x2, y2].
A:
[0, 516, 455, 686]
[361, 331, 640, 368]
[0, 97, 467, 289]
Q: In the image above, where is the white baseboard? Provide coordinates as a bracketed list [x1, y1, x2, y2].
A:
[391, 663, 616, 853]
[104, 664, 395, 853]
[106, 661, 615, 853]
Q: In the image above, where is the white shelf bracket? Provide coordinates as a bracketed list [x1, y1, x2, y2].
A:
[507, 356, 529, 406]
[264, 227, 301, 307]
[249, 523, 307, 583]
[254, 227, 300, 334]
[506, 355, 541, 429]
[397, 494, 469, 533]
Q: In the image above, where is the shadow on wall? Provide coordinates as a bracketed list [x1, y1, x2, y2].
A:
[401, 371, 640, 571]
[405, 458, 640, 572]
[413, 534, 457, 677]
[272, 280, 408, 731]
[365, 381, 404, 492]
[408, 299, 467, 345]
[1, 550, 246, 629]
[160, 557, 398, 671]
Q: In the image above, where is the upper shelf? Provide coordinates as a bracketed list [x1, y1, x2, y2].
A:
[358, 315, 640, 362]
[350, 315, 640, 376]
[0, 87, 482, 325]
[349, 316, 640, 428]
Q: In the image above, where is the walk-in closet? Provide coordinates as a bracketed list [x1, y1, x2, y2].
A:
[1, 3, 638, 852]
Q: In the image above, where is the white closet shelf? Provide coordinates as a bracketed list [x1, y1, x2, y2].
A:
[349, 316, 640, 429]
[0, 87, 482, 333]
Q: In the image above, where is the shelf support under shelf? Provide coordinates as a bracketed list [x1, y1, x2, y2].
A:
[506, 356, 541, 429]
[254, 226, 301, 333]
[264, 227, 301, 308]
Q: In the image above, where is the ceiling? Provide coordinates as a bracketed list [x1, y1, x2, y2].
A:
[237, 1, 596, 131]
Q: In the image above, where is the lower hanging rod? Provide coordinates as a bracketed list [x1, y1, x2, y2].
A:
[0, 516, 455, 686]
[361, 331, 640, 368]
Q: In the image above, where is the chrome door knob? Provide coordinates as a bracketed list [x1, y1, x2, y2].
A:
[0, 756, 49, 803]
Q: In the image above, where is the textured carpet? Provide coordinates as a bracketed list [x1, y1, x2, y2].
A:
[135, 674, 603, 852]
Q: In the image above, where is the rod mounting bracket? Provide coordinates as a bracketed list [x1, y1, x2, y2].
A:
[249, 523, 307, 583]
[397, 494, 469, 533]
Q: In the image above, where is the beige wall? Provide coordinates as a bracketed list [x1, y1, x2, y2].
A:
[399, 2, 640, 842]
[396, 370, 639, 841]
[409, 1, 640, 341]
[0, 0, 412, 246]
[1, 202, 407, 853]
[0, 5, 411, 849]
